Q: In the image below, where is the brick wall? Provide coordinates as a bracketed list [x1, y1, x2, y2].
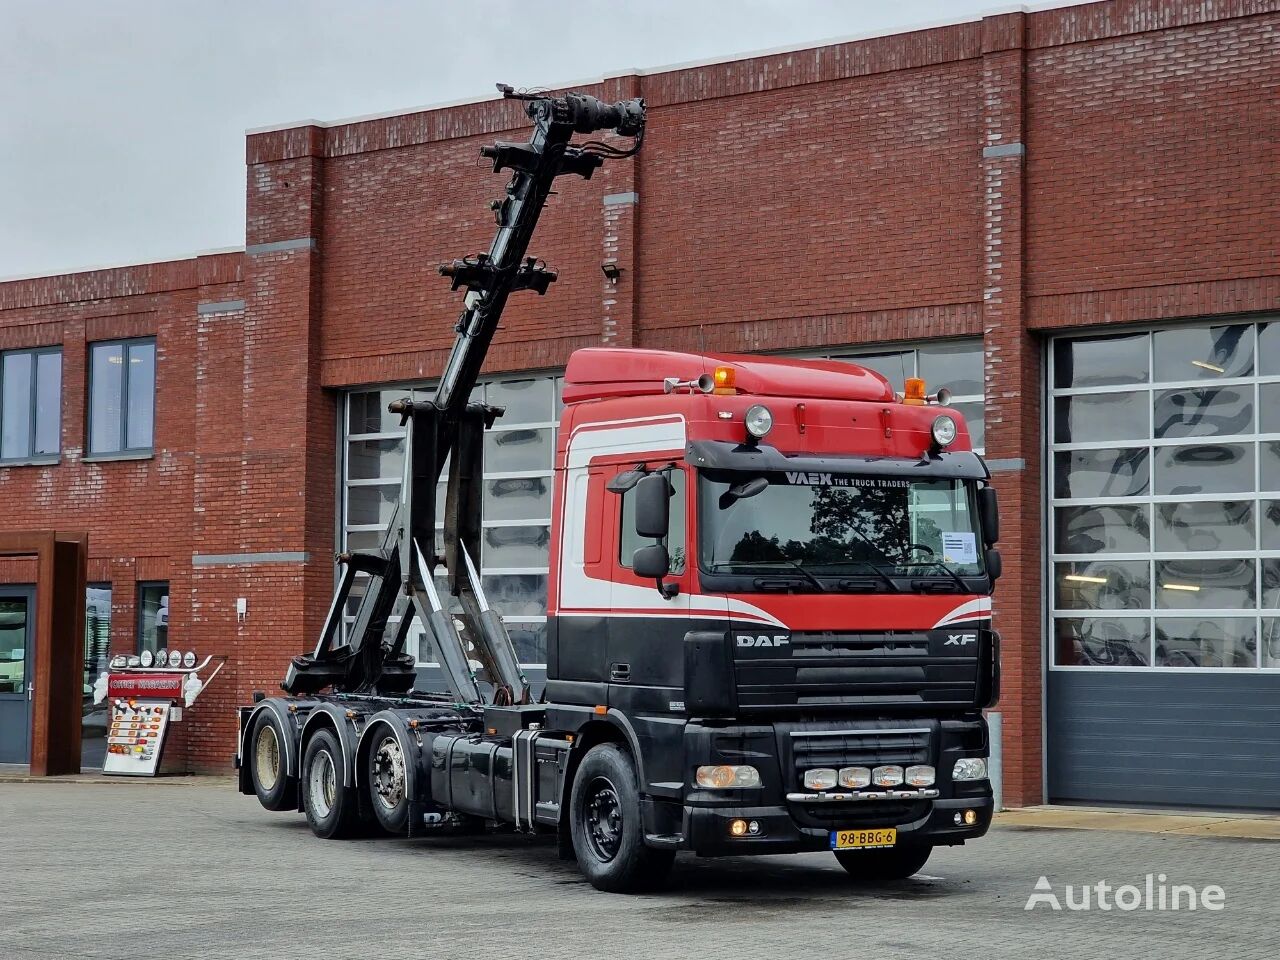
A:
[2, 0, 1276, 798]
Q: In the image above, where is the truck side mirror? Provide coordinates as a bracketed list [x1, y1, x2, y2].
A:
[985, 547, 1002, 582]
[633, 474, 671, 539]
[978, 486, 999, 545]
[632, 543, 670, 579]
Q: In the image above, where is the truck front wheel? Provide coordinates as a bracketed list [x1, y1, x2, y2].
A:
[302, 729, 358, 839]
[569, 744, 674, 893]
[833, 844, 932, 882]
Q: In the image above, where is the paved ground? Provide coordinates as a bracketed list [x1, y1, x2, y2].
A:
[3, 780, 1272, 960]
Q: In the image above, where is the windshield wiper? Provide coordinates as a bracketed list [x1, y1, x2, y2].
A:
[724, 559, 828, 593]
[829, 559, 900, 594]
[901, 559, 970, 592]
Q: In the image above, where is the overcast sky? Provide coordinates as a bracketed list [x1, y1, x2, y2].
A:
[0, 0, 1091, 280]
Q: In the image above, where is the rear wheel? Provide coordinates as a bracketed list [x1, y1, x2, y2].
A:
[302, 729, 359, 839]
[569, 744, 674, 893]
[248, 711, 293, 811]
[834, 844, 932, 882]
[366, 730, 410, 834]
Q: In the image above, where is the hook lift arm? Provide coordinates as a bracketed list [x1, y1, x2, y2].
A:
[283, 85, 646, 704]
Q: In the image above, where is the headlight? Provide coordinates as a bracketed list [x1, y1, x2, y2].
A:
[154, 649, 168, 668]
[182, 651, 197, 668]
[931, 415, 958, 448]
[953, 757, 988, 781]
[872, 765, 904, 787]
[905, 765, 935, 787]
[140, 650, 154, 668]
[802, 768, 838, 791]
[168, 650, 183, 668]
[838, 766, 871, 788]
[696, 765, 762, 789]
[744, 404, 773, 439]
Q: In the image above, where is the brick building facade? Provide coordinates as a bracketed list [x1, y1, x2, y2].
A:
[1, 0, 1276, 808]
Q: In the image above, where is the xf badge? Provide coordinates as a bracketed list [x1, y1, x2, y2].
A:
[945, 633, 978, 646]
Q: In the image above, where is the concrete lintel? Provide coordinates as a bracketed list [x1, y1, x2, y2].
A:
[603, 192, 639, 206]
[985, 457, 1025, 473]
[196, 299, 246, 315]
[982, 142, 1026, 159]
[191, 551, 310, 567]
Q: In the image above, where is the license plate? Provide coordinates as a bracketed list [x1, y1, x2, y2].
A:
[831, 827, 897, 850]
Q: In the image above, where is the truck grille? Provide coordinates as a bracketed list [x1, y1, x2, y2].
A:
[792, 800, 931, 829]
[735, 630, 981, 711]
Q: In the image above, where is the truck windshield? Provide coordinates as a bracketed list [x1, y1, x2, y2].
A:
[698, 473, 985, 580]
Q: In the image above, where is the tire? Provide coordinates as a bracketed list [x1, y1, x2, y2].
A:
[248, 711, 293, 812]
[834, 843, 932, 882]
[301, 728, 359, 839]
[365, 728, 410, 835]
[569, 744, 674, 893]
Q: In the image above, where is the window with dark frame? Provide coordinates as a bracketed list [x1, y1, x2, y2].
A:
[89, 338, 156, 456]
[0, 346, 62, 462]
[136, 582, 169, 655]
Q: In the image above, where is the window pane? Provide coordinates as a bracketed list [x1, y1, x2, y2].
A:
[488, 378, 554, 424]
[1154, 443, 1253, 496]
[1264, 442, 1280, 492]
[1054, 617, 1150, 667]
[1054, 392, 1147, 443]
[1265, 559, 1280, 610]
[1056, 504, 1149, 554]
[1155, 558, 1254, 610]
[507, 621, 547, 665]
[1264, 618, 1280, 668]
[1153, 324, 1254, 382]
[1260, 322, 1279, 376]
[918, 342, 982, 397]
[1153, 386, 1252, 439]
[34, 352, 61, 456]
[952, 401, 984, 451]
[125, 341, 155, 450]
[1155, 618, 1255, 668]
[1261, 383, 1280, 434]
[1055, 560, 1150, 610]
[89, 343, 124, 454]
[833, 351, 913, 386]
[482, 574, 547, 616]
[1, 351, 33, 459]
[347, 438, 404, 480]
[345, 529, 386, 551]
[1155, 501, 1253, 553]
[136, 582, 169, 655]
[347, 484, 399, 526]
[1053, 333, 1149, 389]
[1263, 501, 1280, 551]
[1054, 448, 1149, 499]
[0, 597, 29, 691]
[85, 585, 112, 692]
[484, 427, 552, 472]
[621, 471, 687, 574]
[348, 390, 405, 434]
[483, 525, 551, 567]
[484, 476, 552, 522]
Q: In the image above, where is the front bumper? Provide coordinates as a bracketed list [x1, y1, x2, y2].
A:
[685, 794, 993, 856]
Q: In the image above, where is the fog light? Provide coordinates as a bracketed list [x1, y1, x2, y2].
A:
[952, 757, 988, 781]
[953, 812, 963, 825]
[747, 820, 762, 836]
[839, 766, 871, 789]
[744, 404, 774, 439]
[963, 809, 979, 826]
[872, 765, 904, 787]
[696, 765, 762, 789]
[905, 765, 935, 787]
[730, 819, 748, 837]
[931, 415, 958, 448]
[803, 768, 838, 791]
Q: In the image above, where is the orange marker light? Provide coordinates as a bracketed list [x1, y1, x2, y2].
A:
[903, 377, 927, 405]
[593, 705, 608, 715]
[712, 366, 737, 394]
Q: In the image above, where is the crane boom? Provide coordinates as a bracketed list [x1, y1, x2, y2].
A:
[282, 85, 645, 702]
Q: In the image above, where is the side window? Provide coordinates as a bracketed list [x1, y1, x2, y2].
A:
[619, 469, 686, 574]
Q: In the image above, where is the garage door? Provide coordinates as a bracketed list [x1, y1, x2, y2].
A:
[1047, 317, 1280, 810]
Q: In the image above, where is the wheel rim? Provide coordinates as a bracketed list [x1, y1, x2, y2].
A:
[371, 735, 406, 812]
[309, 748, 337, 819]
[253, 724, 280, 791]
[583, 776, 623, 862]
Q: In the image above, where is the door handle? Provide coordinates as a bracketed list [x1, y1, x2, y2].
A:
[610, 662, 631, 683]
[27, 681, 33, 700]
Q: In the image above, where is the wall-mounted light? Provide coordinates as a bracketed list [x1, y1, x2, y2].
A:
[601, 263, 622, 281]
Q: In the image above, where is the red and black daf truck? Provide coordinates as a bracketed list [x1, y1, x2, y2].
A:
[236, 86, 1001, 893]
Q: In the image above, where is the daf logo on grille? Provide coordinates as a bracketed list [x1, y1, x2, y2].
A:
[737, 634, 790, 648]
[945, 633, 977, 646]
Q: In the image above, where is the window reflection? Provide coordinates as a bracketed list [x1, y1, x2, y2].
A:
[1054, 618, 1149, 666]
[1153, 387, 1252, 439]
[1054, 393, 1148, 443]
[1153, 324, 1254, 381]
[1056, 504, 1149, 553]
[1155, 618, 1255, 668]
[1155, 559, 1254, 610]
[1055, 561, 1150, 610]
[1054, 333, 1149, 389]
[1154, 501, 1253, 552]
[1154, 443, 1253, 496]
[1054, 449, 1149, 499]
